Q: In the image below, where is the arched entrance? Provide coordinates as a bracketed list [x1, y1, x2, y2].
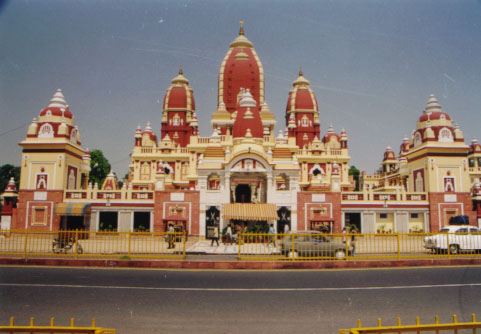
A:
[235, 184, 251, 203]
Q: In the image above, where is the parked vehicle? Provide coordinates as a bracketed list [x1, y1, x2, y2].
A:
[280, 231, 351, 259]
[424, 225, 481, 254]
[449, 215, 469, 225]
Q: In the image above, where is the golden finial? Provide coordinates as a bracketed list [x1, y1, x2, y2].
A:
[299, 66, 303, 77]
[239, 20, 244, 35]
[179, 65, 183, 75]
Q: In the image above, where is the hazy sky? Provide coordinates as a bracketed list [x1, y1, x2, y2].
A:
[1, 0, 480, 176]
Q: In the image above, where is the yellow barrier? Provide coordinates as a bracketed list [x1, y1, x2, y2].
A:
[1, 317, 115, 333]
[0, 230, 186, 260]
[339, 314, 480, 334]
[238, 232, 481, 261]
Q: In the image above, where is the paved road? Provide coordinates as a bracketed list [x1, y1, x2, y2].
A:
[1, 266, 480, 333]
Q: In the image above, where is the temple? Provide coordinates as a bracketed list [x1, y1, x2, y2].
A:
[2, 23, 481, 235]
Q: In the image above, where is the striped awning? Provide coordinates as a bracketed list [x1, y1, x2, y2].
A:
[55, 203, 91, 216]
[223, 203, 277, 221]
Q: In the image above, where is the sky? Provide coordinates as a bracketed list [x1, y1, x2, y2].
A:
[1, 0, 480, 176]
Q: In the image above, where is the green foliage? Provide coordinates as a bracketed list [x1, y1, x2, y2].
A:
[88, 149, 111, 187]
[348, 165, 360, 191]
[0, 164, 20, 193]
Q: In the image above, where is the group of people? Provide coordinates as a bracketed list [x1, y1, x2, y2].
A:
[210, 224, 241, 246]
[210, 223, 290, 247]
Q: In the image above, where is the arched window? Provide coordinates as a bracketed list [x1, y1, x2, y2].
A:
[301, 115, 309, 127]
[70, 128, 77, 144]
[438, 127, 453, 142]
[38, 123, 54, 138]
[414, 131, 422, 147]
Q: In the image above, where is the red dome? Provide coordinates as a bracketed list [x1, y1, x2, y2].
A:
[294, 89, 314, 110]
[163, 69, 195, 111]
[286, 70, 318, 113]
[418, 111, 451, 122]
[167, 87, 188, 109]
[39, 107, 73, 119]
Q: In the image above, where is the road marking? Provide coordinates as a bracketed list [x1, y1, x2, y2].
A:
[1, 282, 480, 292]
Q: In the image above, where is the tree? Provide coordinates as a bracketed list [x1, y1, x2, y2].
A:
[0, 164, 20, 212]
[348, 165, 360, 191]
[0, 164, 20, 193]
[88, 149, 111, 187]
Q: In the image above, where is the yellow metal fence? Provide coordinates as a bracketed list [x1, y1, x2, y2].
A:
[339, 314, 480, 334]
[1, 230, 481, 261]
[0, 230, 186, 260]
[237, 232, 481, 261]
[1, 317, 115, 333]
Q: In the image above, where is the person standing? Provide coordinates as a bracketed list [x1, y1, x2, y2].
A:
[350, 226, 357, 256]
[268, 224, 276, 247]
[168, 224, 175, 249]
[225, 224, 232, 245]
[211, 226, 219, 246]
[283, 223, 290, 234]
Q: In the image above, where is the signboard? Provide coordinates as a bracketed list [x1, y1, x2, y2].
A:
[170, 193, 184, 201]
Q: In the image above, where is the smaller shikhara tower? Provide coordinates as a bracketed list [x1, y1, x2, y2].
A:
[15, 89, 90, 230]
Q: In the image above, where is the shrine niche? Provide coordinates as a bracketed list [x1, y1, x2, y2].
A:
[67, 166, 77, 189]
[276, 173, 289, 190]
[207, 174, 220, 190]
[36, 172, 48, 190]
[140, 162, 151, 180]
[444, 172, 455, 192]
[413, 169, 424, 192]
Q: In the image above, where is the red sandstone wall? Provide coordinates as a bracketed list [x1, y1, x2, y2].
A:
[14, 190, 64, 230]
[154, 190, 200, 235]
[428, 192, 477, 232]
[297, 192, 342, 233]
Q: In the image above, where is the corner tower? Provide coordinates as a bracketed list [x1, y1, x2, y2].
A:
[16, 89, 90, 230]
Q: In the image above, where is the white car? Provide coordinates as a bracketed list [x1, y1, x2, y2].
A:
[424, 225, 481, 254]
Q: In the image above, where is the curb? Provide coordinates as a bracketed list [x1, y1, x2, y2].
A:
[2, 257, 481, 270]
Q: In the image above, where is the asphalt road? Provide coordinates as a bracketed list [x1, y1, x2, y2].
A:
[1, 266, 480, 333]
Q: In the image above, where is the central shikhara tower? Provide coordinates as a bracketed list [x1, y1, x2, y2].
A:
[10, 22, 480, 235]
[127, 22, 351, 235]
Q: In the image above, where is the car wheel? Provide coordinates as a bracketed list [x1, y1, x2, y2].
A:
[287, 251, 298, 259]
[334, 249, 346, 259]
[449, 244, 459, 255]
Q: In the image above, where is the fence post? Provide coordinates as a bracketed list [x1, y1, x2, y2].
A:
[447, 233, 451, 259]
[183, 231, 186, 259]
[23, 229, 29, 259]
[128, 231, 131, 257]
[397, 233, 400, 260]
[238, 233, 242, 260]
[74, 229, 79, 260]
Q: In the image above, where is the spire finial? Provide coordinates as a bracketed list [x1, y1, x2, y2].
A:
[239, 20, 244, 35]
[299, 66, 303, 77]
[179, 65, 183, 75]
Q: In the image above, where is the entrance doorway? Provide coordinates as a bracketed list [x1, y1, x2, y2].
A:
[235, 184, 251, 203]
[345, 212, 361, 232]
[99, 211, 118, 231]
[133, 212, 150, 232]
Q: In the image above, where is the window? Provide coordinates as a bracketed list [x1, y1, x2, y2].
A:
[38, 123, 54, 138]
[438, 127, 453, 142]
[380, 213, 388, 219]
[32, 206, 48, 225]
[410, 213, 419, 219]
[469, 159, 475, 167]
